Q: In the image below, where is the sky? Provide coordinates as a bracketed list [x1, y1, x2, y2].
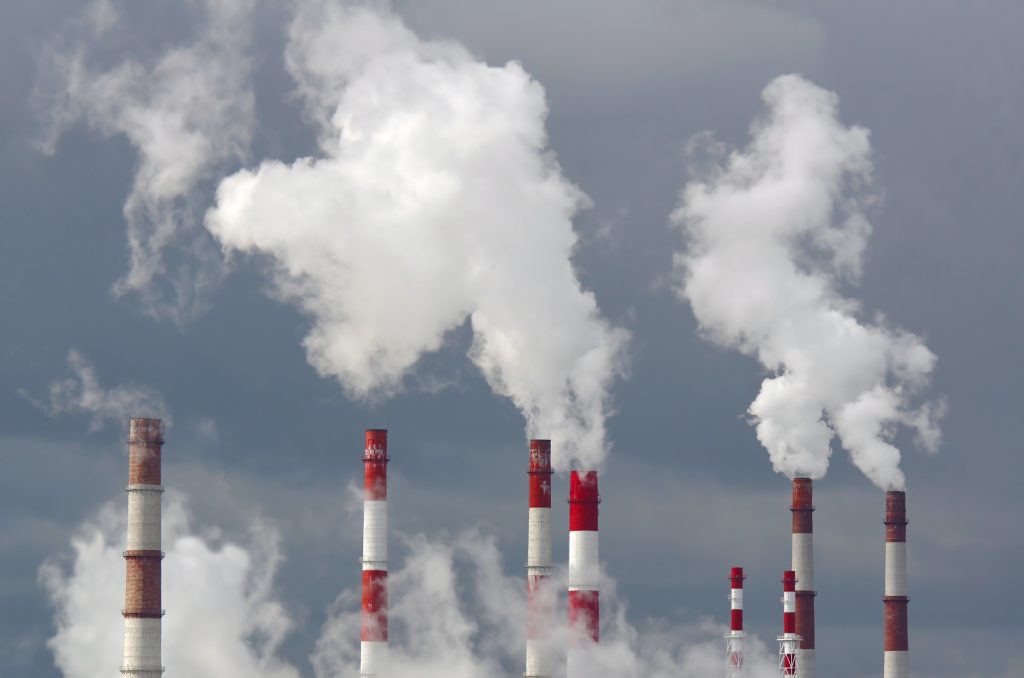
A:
[1, 1, 1022, 676]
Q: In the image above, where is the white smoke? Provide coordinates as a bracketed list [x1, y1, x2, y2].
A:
[205, 0, 628, 470]
[18, 349, 172, 431]
[312, 530, 779, 678]
[40, 492, 300, 678]
[672, 74, 943, 490]
[43, 491, 780, 678]
[35, 0, 256, 324]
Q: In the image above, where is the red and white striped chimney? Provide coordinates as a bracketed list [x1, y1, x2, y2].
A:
[568, 469, 600, 662]
[884, 491, 909, 678]
[726, 566, 746, 675]
[361, 429, 389, 677]
[791, 477, 816, 678]
[779, 570, 799, 676]
[525, 440, 553, 677]
[122, 418, 165, 677]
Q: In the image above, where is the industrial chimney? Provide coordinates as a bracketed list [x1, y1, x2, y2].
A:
[567, 469, 600, 673]
[361, 429, 389, 677]
[791, 478, 816, 678]
[779, 570, 799, 676]
[726, 566, 746, 675]
[884, 491, 909, 678]
[525, 440, 553, 678]
[121, 417, 165, 677]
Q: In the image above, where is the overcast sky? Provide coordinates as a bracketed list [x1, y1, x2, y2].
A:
[2, 1, 1022, 677]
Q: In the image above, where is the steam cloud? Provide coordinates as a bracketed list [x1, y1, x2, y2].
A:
[672, 74, 943, 490]
[45, 499, 779, 677]
[312, 531, 779, 678]
[205, 0, 628, 470]
[35, 0, 256, 324]
[18, 349, 172, 431]
[40, 492, 299, 678]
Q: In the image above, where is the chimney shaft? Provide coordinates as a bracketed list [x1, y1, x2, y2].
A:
[884, 491, 909, 678]
[525, 440, 553, 677]
[726, 567, 746, 675]
[361, 429, 389, 677]
[567, 469, 600, 675]
[779, 570, 799, 676]
[122, 418, 165, 677]
[791, 477, 816, 678]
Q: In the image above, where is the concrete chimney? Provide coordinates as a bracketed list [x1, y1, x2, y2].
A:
[121, 418, 165, 677]
[361, 429, 389, 677]
[791, 478, 816, 678]
[726, 566, 746, 676]
[779, 570, 799, 676]
[567, 469, 600, 673]
[525, 440, 553, 677]
[884, 491, 909, 678]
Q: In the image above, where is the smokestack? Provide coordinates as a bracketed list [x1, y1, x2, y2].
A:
[121, 418, 165, 677]
[779, 570, 800, 676]
[726, 566, 746, 675]
[568, 469, 600, 669]
[884, 491, 909, 678]
[791, 478, 816, 678]
[525, 440, 553, 677]
[361, 429, 389, 677]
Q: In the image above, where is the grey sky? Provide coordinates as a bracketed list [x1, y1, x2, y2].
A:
[1, 1, 1022, 676]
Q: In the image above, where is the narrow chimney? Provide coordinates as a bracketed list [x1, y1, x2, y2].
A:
[361, 429, 389, 677]
[121, 418, 165, 677]
[525, 440, 553, 677]
[883, 491, 909, 678]
[791, 477, 816, 678]
[779, 570, 800, 676]
[726, 566, 746, 675]
[567, 469, 600, 673]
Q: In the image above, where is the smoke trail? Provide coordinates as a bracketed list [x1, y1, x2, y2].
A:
[672, 74, 943, 490]
[206, 0, 628, 470]
[40, 492, 299, 678]
[18, 349, 172, 431]
[35, 0, 256, 324]
[311, 530, 779, 678]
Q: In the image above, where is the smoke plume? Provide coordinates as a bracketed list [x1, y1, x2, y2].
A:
[205, 0, 628, 470]
[40, 492, 299, 678]
[35, 0, 256, 324]
[312, 530, 779, 678]
[18, 349, 172, 431]
[672, 74, 943, 490]
[46, 497, 779, 677]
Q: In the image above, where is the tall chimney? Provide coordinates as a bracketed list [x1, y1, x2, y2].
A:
[791, 477, 816, 678]
[779, 570, 799, 676]
[525, 440, 553, 677]
[361, 429, 389, 677]
[884, 491, 909, 678]
[121, 418, 165, 677]
[567, 469, 600, 673]
[726, 566, 746, 675]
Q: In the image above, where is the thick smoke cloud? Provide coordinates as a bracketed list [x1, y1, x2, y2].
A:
[672, 75, 943, 490]
[40, 492, 300, 678]
[312, 530, 779, 678]
[35, 0, 256, 324]
[18, 349, 172, 431]
[45, 497, 779, 677]
[206, 0, 628, 470]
